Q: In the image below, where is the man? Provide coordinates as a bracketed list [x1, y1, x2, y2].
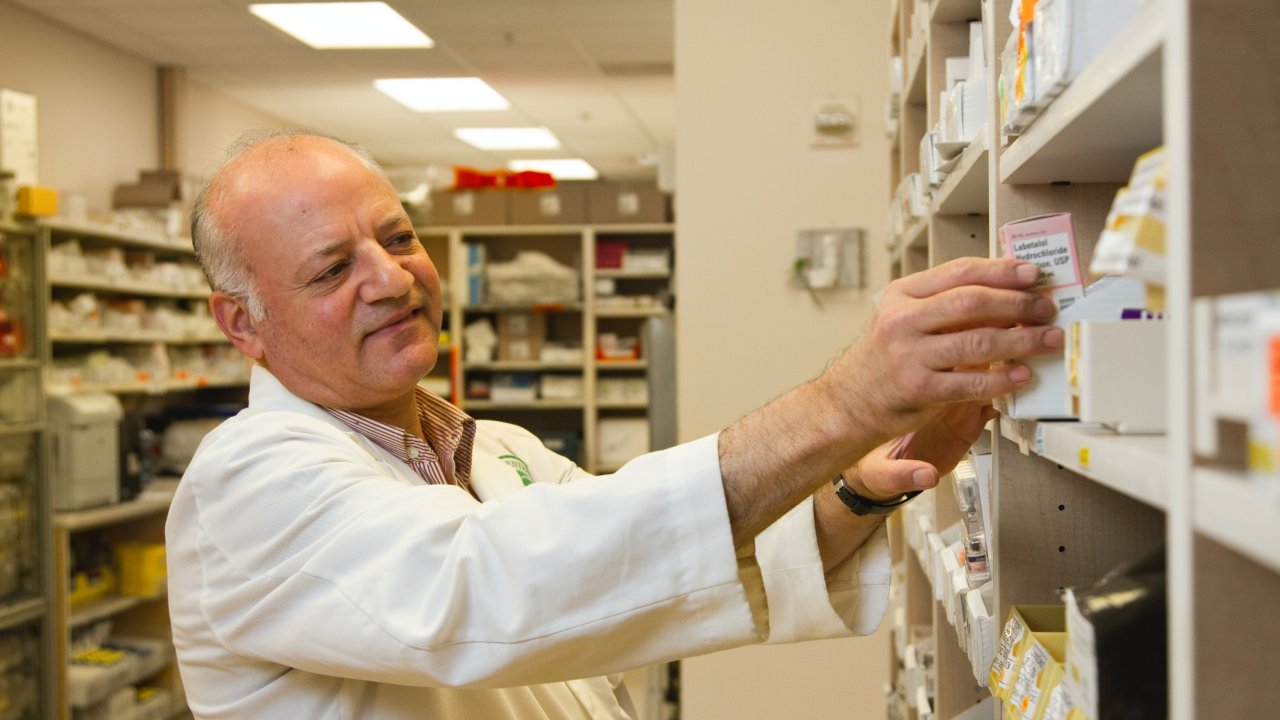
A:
[166, 129, 1061, 719]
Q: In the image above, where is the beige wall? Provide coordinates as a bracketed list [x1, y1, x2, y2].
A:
[0, 1, 157, 211]
[0, 1, 285, 210]
[674, 0, 892, 718]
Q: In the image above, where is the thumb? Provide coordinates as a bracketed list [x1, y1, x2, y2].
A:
[859, 456, 940, 499]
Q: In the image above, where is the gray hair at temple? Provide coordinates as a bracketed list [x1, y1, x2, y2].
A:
[190, 127, 382, 320]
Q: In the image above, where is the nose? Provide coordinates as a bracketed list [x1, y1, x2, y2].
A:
[357, 240, 414, 304]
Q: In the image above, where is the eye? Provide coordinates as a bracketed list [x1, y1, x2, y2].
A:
[312, 261, 349, 285]
[386, 232, 419, 251]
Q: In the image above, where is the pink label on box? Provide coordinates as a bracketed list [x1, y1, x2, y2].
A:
[1001, 213, 1085, 310]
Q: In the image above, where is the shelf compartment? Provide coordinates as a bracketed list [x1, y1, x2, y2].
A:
[596, 400, 648, 410]
[0, 357, 42, 370]
[49, 274, 210, 300]
[932, 131, 990, 215]
[999, 417, 1169, 511]
[55, 480, 178, 533]
[905, 41, 928, 106]
[43, 219, 195, 256]
[999, 1, 1165, 184]
[51, 332, 228, 345]
[463, 302, 585, 313]
[0, 597, 45, 632]
[464, 399, 585, 411]
[68, 594, 155, 631]
[464, 361, 584, 372]
[594, 308, 669, 319]
[594, 269, 670, 280]
[0, 420, 43, 437]
[596, 360, 648, 371]
[47, 377, 249, 396]
[931, 0, 983, 23]
[1194, 466, 1280, 574]
[905, 219, 928, 251]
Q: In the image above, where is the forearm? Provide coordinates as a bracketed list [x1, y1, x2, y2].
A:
[813, 473, 889, 573]
[717, 377, 888, 549]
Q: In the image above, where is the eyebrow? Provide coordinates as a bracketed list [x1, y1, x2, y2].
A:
[296, 215, 414, 280]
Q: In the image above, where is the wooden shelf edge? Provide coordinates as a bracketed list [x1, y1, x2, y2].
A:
[55, 480, 179, 532]
[1194, 466, 1280, 574]
[42, 218, 195, 256]
[0, 597, 46, 631]
[932, 132, 990, 215]
[999, 417, 1169, 511]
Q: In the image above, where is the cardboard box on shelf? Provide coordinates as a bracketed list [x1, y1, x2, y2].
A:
[587, 182, 668, 224]
[431, 189, 509, 226]
[497, 311, 546, 361]
[508, 185, 587, 225]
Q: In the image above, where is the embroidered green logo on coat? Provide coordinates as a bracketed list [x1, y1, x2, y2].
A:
[498, 454, 533, 486]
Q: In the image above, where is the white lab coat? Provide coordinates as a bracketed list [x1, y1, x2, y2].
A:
[166, 365, 890, 719]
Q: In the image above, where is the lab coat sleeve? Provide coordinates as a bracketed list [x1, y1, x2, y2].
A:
[752, 497, 892, 643]
[177, 412, 763, 690]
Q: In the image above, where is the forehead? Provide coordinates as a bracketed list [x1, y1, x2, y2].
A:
[217, 138, 405, 248]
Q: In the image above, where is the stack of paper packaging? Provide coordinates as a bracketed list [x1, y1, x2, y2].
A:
[1000, 0, 1142, 140]
[1090, 147, 1167, 312]
[922, 21, 988, 189]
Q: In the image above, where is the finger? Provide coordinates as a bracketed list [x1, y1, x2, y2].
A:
[921, 325, 1064, 371]
[915, 285, 1057, 334]
[912, 363, 1039, 405]
[892, 256, 1041, 299]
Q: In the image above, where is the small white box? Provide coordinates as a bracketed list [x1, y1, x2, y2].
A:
[968, 21, 986, 80]
[961, 77, 988, 142]
[1069, 319, 1167, 433]
[945, 56, 970, 91]
[538, 374, 583, 401]
[1002, 275, 1146, 420]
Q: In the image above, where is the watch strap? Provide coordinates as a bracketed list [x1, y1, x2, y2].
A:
[832, 473, 921, 516]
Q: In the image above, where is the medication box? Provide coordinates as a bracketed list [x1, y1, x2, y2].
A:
[1001, 275, 1146, 420]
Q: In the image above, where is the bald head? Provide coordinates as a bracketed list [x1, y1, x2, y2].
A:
[191, 129, 384, 319]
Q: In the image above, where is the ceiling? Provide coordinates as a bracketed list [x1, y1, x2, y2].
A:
[12, 0, 674, 181]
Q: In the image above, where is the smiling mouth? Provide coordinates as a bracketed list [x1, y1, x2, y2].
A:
[367, 307, 421, 338]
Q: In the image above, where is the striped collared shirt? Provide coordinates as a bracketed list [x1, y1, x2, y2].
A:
[324, 387, 477, 490]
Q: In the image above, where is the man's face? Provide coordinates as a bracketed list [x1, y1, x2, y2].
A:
[216, 138, 443, 413]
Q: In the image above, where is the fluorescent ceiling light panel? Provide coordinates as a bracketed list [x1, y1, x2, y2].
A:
[375, 78, 509, 112]
[454, 128, 560, 150]
[508, 159, 600, 181]
[250, 2, 433, 49]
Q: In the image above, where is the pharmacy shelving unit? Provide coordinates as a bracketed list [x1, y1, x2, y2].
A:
[0, 223, 53, 720]
[37, 218, 247, 720]
[882, 0, 1280, 718]
[52, 480, 186, 720]
[42, 218, 249, 396]
[432, 223, 675, 475]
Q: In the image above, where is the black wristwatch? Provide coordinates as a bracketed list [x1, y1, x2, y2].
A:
[832, 473, 921, 516]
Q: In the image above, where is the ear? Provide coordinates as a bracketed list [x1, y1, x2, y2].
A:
[210, 291, 265, 361]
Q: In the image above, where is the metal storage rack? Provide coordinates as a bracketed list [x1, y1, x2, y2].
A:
[0, 222, 52, 720]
